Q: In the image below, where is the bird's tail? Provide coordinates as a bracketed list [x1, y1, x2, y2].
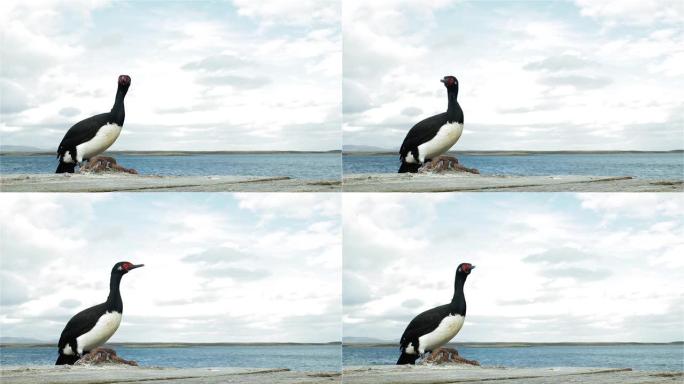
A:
[55, 353, 79, 365]
[55, 161, 76, 174]
[396, 351, 419, 365]
[398, 162, 420, 173]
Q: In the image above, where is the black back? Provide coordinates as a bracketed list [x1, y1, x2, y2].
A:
[399, 303, 454, 353]
[57, 302, 108, 354]
[56, 75, 129, 162]
[398, 78, 463, 163]
[57, 113, 111, 160]
[399, 113, 449, 160]
[398, 263, 471, 355]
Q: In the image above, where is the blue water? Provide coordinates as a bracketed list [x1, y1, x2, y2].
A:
[0, 345, 341, 372]
[343, 153, 684, 179]
[343, 345, 684, 372]
[0, 153, 341, 180]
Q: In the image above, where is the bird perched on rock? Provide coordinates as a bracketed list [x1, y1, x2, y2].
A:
[397, 263, 475, 365]
[56, 75, 131, 173]
[399, 76, 476, 173]
[56, 261, 143, 365]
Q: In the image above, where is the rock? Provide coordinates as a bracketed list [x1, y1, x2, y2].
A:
[420, 347, 480, 366]
[418, 155, 479, 174]
[73, 347, 138, 366]
[80, 156, 138, 174]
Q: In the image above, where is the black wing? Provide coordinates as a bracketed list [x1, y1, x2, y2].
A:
[399, 303, 451, 351]
[57, 113, 111, 154]
[57, 302, 107, 351]
[399, 113, 448, 158]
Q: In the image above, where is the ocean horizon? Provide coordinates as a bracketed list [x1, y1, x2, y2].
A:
[343, 152, 684, 179]
[0, 152, 341, 180]
[0, 344, 341, 372]
[343, 344, 684, 372]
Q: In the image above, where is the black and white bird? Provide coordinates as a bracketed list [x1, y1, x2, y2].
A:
[397, 262, 475, 365]
[398, 75, 464, 173]
[55, 75, 131, 173]
[55, 261, 143, 365]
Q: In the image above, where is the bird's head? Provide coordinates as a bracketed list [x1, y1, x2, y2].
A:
[440, 75, 458, 92]
[112, 261, 144, 276]
[118, 75, 131, 88]
[456, 262, 475, 276]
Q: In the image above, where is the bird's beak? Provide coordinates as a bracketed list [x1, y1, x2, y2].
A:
[440, 79, 445, 83]
[130, 264, 144, 270]
[470, 265, 476, 270]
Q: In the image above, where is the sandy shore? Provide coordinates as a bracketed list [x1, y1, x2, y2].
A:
[3, 365, 680, 383]
[342, 173, 683, 192]
[0, 174, 340, 192]
[343, 365, 682, 383]
[0, 365, 340, 383]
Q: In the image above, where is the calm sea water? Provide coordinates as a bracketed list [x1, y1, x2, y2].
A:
[343, 153, 684, 179]
[0, 153, 341, 180]
[343, 345, 684, 372]
[0, 345, 341, 372]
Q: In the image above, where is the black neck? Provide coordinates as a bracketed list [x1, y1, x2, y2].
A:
[446, 90, 463, 124]
[450, 275, 466, 316]
[109, 87, 127, 126]
[106, 273, 123, 313]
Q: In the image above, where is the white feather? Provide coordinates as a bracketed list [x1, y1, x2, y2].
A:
[75, 123, 122, 162]
[416, 122, 463, 163]
[75, 311, 122, 354]
[416, 314, 465, 354]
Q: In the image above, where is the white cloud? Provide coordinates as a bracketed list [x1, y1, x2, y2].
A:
[0, 1, 340, 151]
[0, 194, 341, 343]
[575, 0, 684, 27]
[342, 1, 684, 150]
[343, 194, 684, 342]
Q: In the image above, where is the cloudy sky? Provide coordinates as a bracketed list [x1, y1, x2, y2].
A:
[1, 0, 340, 151]
[343, 193, 684, 342]
[343, 0, 684, 150]
[0, 194, 341, 343]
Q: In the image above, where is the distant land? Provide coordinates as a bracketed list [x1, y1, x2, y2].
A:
[0, 337, 46, 344]
[0, 145, 47, 152]
[0, 341, 342, 348]
[343, 339, 684, 348]
[343, 147, 684, 156]
[0, 149, 341, 156]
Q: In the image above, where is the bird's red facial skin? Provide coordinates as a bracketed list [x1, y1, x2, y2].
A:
[462, 263, 471, 273]
[122, 263, 132, 271]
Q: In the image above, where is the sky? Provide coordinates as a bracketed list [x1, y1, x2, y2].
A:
[0, 0, 341, 151]
[343, 193, 684, 342]
[343, 0, 684, 150]
[0, 194, 341, 343]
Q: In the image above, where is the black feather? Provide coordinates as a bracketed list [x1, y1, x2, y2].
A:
[56, 113, 111, 165]
[57, 302, 108, 362]
[399, 113, 449, 163]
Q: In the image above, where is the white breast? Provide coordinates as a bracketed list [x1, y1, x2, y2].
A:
[76, 123, 122, 162]
[74, 311, 122, 354]
[417, 122, 463, 163]
[416, 314, 464, 353]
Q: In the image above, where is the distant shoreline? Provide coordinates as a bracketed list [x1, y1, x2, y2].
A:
[0, 150, 341, 157]
[1, 149, 682, 156]
[344, 341, 684, 348]
[0, 341, 342, 348]
[343, 149, 684, 156]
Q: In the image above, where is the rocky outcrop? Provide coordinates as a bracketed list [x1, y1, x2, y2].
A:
[421, 347, 480, 366]
[80, 156, 138, 174]
[74, 347, 138, 366]
[418, 155, 479, 174]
